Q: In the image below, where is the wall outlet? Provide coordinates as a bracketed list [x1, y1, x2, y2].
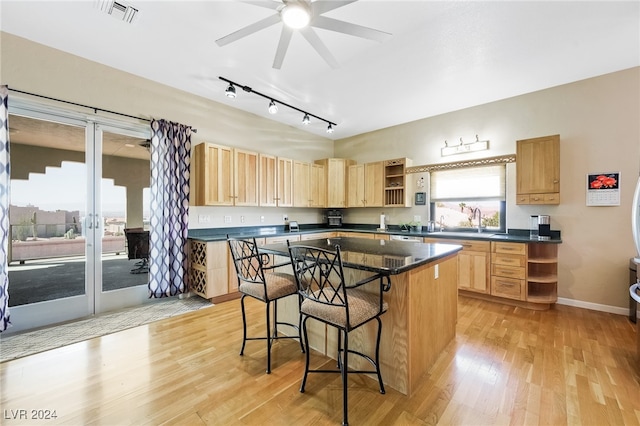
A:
[240, 215, 245, 223]
[283, 214, 288, 221]
[414, 215, 421, 223]
[260, 216, 265, 223]
[224, 215, 232, 224]
[198, 214, 210, 223]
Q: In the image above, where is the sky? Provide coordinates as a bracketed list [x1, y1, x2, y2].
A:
[10, 161, 149, 216]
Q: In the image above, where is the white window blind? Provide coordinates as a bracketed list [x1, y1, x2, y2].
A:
[430, 165, 506, 201]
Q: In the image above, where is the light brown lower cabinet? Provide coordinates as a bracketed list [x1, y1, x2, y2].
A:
[490, 242, 526, 300]
[424, 238, 490, 294]
[188, 239, 232, 301]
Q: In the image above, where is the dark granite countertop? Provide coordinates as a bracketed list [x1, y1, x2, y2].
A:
[188, 223, 562, 244]
[260, 236, 463, 275]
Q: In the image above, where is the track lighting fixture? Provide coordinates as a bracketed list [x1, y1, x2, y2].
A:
[219, 76, 336, 134]
[268, 100, 278, 114]
[225, 83, 236, 98]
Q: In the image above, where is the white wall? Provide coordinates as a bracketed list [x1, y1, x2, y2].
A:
[335, 68, 640, 311]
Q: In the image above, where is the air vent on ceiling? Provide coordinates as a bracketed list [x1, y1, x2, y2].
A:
[96, 0, 138, 24]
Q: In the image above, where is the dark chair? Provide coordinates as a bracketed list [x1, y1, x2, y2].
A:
[287, 242, 390, 426]
[124, 228, 149, 274]
[227, 236, 304, 374]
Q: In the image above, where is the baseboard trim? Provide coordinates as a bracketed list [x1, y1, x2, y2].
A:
[557, 297, 629, 316]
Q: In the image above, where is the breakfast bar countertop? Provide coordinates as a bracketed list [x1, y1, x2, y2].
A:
[259, 236, 463, 275]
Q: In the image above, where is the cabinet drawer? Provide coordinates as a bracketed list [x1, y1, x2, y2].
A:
[491, 264, 525, 279]
[492, 242, 526, 255]
[439, 239, 490, 252]
[491, 276, 525, 300]
[529, 193, 560, 204]
[491, 252, 526, 268]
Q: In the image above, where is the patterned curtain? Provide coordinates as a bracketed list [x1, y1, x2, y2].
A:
[0, 86, 11, 331]
[148, 119, 191, 298]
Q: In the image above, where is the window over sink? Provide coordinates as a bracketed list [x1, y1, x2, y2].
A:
[429, 165, 506, 233]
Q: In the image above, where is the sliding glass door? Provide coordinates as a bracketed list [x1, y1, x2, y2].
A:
[6, 101, 150, 333]
[96, 124, 151, 313]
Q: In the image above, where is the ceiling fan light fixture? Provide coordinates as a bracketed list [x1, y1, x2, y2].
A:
[302, 113, 310, 125]
[326, 123, 334, 134]
[281, 2, 311, 29]
[268, 100, 278, 114]
[225, 83, 237, 98]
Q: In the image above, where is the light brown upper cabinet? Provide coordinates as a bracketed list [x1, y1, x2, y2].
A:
[233, 148, 259, 206]
[294, 161, 326, 207]
[310, 163, 327, 208]
[347, 161, 384, 207]
[293, 160, 310, 207]
[315, 158, 355, 208]
[193, 143, 258, 206]
[259, 154, 277, 207]
[193, 143, 233, 206]
[277, 157, 293, 207]
[260, 154, 293, 207]
[516, 135, 560, 205]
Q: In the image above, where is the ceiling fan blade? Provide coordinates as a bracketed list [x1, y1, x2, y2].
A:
[215, 14, 281, 47]
[239, 1, 282, 11]
[311, 0, 358, 15]
[273, 26, 293, 69]
[300, 27, 339, 69]
[312, 16, 391, 43]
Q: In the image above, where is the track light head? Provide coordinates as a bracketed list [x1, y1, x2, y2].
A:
[302, 113, 310, 125]
[225, 83, 236, 98]
[268, 100, 278, 114]
[326, 123, 334, 134]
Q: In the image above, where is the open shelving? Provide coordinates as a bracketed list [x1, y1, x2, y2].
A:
[384, 158, 411, 207]
[526, 243, 558, 304]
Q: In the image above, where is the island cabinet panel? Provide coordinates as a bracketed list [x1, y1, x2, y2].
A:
[516, 134, 560, 205]
[324, 252, 459, 396]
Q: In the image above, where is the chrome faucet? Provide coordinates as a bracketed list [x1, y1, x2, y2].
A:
[471, 208, 482, 233]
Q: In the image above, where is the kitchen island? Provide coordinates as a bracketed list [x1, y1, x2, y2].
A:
[260, 237, 462, 396]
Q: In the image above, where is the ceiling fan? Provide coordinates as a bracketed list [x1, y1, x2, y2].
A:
[215, 0, 392, 69]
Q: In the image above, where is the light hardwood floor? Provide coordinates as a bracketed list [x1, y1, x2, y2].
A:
[1, 295, 638, 425]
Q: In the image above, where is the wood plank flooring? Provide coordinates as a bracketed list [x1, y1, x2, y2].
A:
[1, 295, 638, 425]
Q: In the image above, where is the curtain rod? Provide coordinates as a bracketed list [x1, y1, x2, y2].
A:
[9, 87, 197, 133]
